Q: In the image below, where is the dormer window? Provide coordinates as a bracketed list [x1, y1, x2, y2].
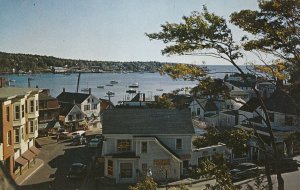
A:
[176, 139, 182, 150]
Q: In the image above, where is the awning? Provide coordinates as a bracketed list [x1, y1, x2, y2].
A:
[22, 150, 36, 161]
[30, 146, 41, 156]
[15, 156, 28, 166]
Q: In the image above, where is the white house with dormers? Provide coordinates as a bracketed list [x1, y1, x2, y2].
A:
[57, 88, 100, 118]
[101, 109, 227, 183]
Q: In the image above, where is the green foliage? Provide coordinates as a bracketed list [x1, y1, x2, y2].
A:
[147, 6, 242, 62]
[146, 96, 175, 109]
[159, 63, 206, 81]
[230, 0, 299, 63]
[0, 52, 169, 73]
[199, 158, 239, 190]
[129, 177, 157, 190]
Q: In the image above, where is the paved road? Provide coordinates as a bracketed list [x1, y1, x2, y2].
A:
[20, 137, 97, 190]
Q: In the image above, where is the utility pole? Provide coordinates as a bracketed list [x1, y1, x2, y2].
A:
[106, 91, 114, 109]
[76, 72, 81, 93]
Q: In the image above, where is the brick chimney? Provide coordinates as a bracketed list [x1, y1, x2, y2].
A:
[63, 88, 65, 92]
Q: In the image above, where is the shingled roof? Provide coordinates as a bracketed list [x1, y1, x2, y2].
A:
[103, 109, 194, 134]
[57, 92, 89, 104]
[59, 103, 76, 116]
[265, 89, 298, 115]
[239, 97, 260, 112]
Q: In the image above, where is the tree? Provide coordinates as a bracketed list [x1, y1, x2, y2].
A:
[129, 176, 157, 190]
[193, 128, 253, 158]
[146, 96, 175, 109]
[230, 0, 300, 104]
[146, 5, 284, 190]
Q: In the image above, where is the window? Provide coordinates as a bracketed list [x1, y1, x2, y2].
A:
[14, 105, 20, 120]
[7, 131, 12, 145]
[30, 121, 34, 133]
[268, 112, 274, 122]
[6, 106, 10, 122]
[21, 105, 25, 118]
[76, 113, 81, 120]
[107, 160, 113, 176]
[34, 120, 38, 131]
[117, 140, 131, 152]
[197, 108, 200, 115]
[87, 98, 90, 103]
[183, 160, 189, 169]
[93, 104, 97, 110]
[226, 105, 230, 109]
[22, 128, 24, 139]
[25, 100, 28, 113]
[120, 163, 133, 178]
[141, 142, 147, 153]
[285, 116, 294, 126]
[68, 115, 73, 121]
[176, 139, 182, 150]
[141, 164, 147, 175]
[30, 100, 34, 113]
[84, 105, 90, 111]
[92, 98, 94, 103]
[15, 129, 20, 143]
[36, 100, 38, 111]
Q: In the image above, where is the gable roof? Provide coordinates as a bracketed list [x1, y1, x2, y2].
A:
[57, 92, 89, 104]
[239, 97, 260, 112]
[103, 109, 194, 134]
[59, 103, 77, 116]
[265, 89, 298, 115]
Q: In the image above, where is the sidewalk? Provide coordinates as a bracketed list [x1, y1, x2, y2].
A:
[157, 177, 215, 189]
[15, 158, 44, 185]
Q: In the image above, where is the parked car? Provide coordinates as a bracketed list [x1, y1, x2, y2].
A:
[71, 135, 86, 145]
[72, 130, 86, 139]
[270, 158, 300, 173]
[87, 138, 101, 148]
[230, 162, 264, 181]
[67, 163, 87, 179]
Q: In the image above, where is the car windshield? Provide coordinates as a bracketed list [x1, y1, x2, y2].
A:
[237, 163, 256, 170]
[91, 139, 99, 142]
[71, 164, 84, 172]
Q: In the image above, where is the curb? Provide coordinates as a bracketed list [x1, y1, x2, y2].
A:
[158, 177, 214, 188]
[17, 160, 44, 185]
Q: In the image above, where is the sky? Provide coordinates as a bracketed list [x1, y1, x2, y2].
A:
[0, 0, 259, 65]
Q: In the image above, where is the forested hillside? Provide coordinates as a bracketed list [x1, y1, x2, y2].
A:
[0, 52, 172, 73]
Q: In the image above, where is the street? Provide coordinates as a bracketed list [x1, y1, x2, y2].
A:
[20, 137, 99, 190]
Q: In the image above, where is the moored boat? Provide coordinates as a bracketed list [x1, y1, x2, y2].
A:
[129, 82, 139, 88]
[110, 80, 118, 84]
[126, 89, 136, 93]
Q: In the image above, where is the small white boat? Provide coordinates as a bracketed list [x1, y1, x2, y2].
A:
[110, 80, 118, 84]
[97, 85, 104, 88]
[107, 91, 115, 96]
[129, 82, 139, 88]
[126, 89, 136, 93]
[81, 88, 89, 92]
